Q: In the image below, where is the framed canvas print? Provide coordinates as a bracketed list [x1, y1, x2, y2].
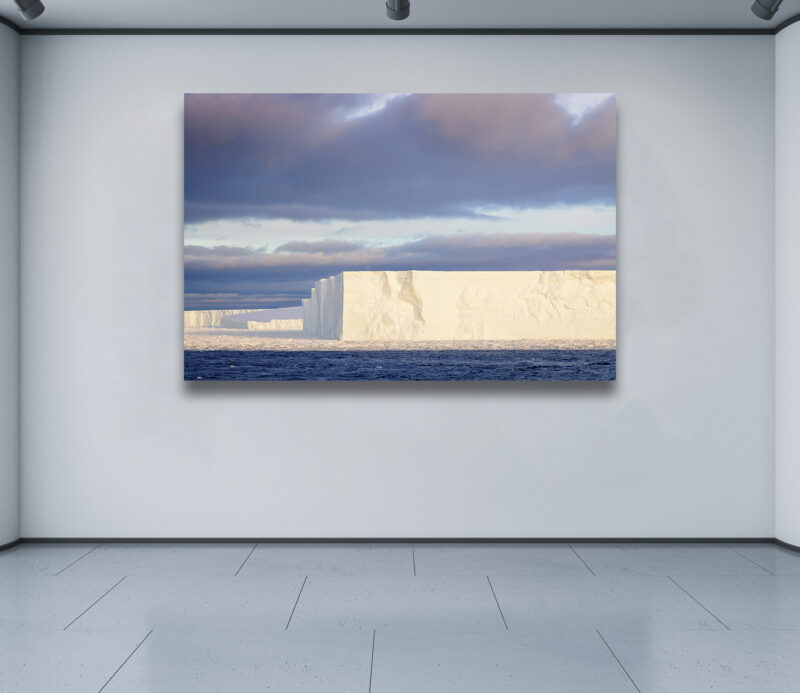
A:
[184, 93, 616, 381]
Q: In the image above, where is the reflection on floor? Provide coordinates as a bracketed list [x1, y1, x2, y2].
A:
[2, 541, 800, 692]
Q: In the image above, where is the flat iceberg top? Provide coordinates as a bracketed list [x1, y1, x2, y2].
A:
[336, 269, 615, 279]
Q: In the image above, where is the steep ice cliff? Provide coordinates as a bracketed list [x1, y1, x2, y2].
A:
[302, 274, 344, 339]
[302, 270, 616, 341]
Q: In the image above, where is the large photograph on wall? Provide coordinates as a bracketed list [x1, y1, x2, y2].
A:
[184, 93, 617, 381]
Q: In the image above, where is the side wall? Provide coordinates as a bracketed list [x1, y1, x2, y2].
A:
[21, 35, 775, 538]
[776, 22, 800, 546]
[0, 24, 19, 546]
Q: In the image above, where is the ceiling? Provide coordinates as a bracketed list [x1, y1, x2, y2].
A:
[1, 0, 799, 31]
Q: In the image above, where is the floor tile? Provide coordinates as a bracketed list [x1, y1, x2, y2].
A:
[490, 575, 726, 632]
[604, 629, 800, 693]
[371, 627, 637, 693]
[0, 627, 151, 692]
[5, 544, 800, 692]
[669, 575, 800, 630]
[62, 542, 254, 577]
[727, 543, 800, 576]
[570, 543, 769, 576]
[72, 575, 304, 631]
[289, 576, 505, 634]
[104, 626, 373, 693]
[0, 574, 128, 630]
[239, 543, 413, 577]
[413, 543, 591, 577]
[0, 543, 101, 578]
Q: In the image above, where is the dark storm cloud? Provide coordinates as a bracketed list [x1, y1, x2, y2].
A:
[184, 93, 616, 224]
[184, 232, 616, 308]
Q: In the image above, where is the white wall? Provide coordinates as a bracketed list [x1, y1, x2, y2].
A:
[0, 23, 19, 546]
[776, 23, 800, 547]
[20, 34, 775, 538]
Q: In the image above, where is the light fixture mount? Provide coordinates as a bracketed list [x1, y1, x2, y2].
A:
[386, 0, 410, 21]
[14, 0, 45, 20]
[751, 0, 783, 20]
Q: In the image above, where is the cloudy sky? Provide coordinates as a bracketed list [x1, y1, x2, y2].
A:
[184, 92, 616, 310]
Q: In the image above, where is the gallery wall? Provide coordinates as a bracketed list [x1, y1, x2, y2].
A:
[776, 22, 800, 547]
[20, 34, 775, 538]
[0, 23, 19, 547]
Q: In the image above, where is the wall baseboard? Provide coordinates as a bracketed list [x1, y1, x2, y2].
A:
[4, 536, 797, 553]
[0, 538, 21, 552]
[15, 536, 779, 544]
[775, 539, 800, 553]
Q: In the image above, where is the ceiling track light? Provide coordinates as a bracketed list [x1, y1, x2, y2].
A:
[751, 0, 783, 20]
[386, 0, 410, 21]
[14, 0, 45, 20]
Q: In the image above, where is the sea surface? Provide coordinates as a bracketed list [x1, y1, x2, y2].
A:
[184, 349, 616, 381]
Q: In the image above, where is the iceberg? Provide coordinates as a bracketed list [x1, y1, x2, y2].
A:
[184, 307, 303, 330]
[302, 270, 616, 341]
[183, 309, 257, 328]
[245, 319, 304, 331]
[301, 274, 344, 339]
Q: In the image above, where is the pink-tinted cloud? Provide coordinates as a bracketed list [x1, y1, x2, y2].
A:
[184, 93, 616, 224]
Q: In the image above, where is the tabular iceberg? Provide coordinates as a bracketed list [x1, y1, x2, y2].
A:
[245, 319, 304, 331]
[184, 308, 304, 330]
[302, 270, 616, 341]
[184, 309, 258, 328]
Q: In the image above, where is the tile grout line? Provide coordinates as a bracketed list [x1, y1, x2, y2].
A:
[666, 575, 730, 630]
[597, 630, 641, 693]
[368, 629, 376, 692]
[412, 543, 416, 576]
[486, 576, 509, 630]
[285, 575, 308, 630]
[567, 543, 596, 576]
[234, 543, 258, 576]
[55, 543, 103, 576]
[64, 576, 128, 631]
[98, 629, 153, 692]
[726, 545, 775, 575]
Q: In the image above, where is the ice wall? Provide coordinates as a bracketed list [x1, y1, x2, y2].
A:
[246, 319, 303, 331]
[184, 309, 256, 328]
[302, 274, 344, 339]
[184, 310, 303, 330]
[302, 270, 616, 341]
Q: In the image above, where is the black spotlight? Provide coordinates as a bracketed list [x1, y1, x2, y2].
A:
[751, 0, 783, 20]
[14, 0, 45, 20]
[386, 0, 410, 20]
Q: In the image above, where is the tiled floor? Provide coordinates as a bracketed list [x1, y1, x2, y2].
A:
[1, 541, 800, 691]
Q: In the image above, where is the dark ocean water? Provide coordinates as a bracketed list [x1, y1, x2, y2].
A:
[184, 349, 616, 381]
